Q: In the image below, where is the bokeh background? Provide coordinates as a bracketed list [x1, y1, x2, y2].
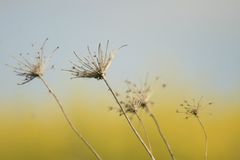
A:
[0, 0, 240, 159]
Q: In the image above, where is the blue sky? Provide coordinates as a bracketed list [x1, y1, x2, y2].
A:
[0, 0, 239, 107]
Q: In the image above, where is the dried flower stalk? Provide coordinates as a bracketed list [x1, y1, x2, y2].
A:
[66, 41, 156, 160]
[109, 91, 152, 152]
[10, 39, 102, 160]
[122, 77, 175, 160]
[102, 77, 155, 160]
[177, 97, 212, 160]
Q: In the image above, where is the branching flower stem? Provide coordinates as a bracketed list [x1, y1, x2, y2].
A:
[196, 117, 208, 160]
[39, 76, 102, 160]
[147, 107, 175, 160]
[102, 76, 156, 160]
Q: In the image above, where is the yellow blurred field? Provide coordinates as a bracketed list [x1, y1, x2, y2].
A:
[1, 90, 239, 160]
[1, 0, 240, 159]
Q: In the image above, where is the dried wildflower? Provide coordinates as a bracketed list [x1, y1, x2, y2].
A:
[110, 94, 140, 116]
[177, 97, 213, 160]
[111, 76, 175, 160]
[9, 38, 59, 85]
[65, 41, 156, 159]
[109, 76, 167, 120]
[177, 97, 213, 119]
[9, 39, 102, 160]
[109, 77, 156, 116]
[67, 41, 157, 159]
[109, 89, 153, 151]
[122, 76, 163, 113]
[65, 41, 127, 80]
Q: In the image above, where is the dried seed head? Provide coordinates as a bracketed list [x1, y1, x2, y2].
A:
[111, 75, 164, 116]
[123, 75, 164, 113]
[177, 96, 212, 119]
[65, 41, 127, 80]
[109, 95, 140, 116]
[9, 38, 59, 85]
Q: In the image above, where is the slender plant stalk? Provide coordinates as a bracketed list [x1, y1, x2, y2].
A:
[39, 76, 102, 160]
[196, 117, 208, 160]
[102, 76, 156, 160]
[148, 109, 175, 160]
[135, 113, 152, 152]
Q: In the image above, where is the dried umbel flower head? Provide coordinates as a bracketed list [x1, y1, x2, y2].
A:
[109, 93, 141, 116]
[116, 77, 175, 160]
[123, 76, 165, 113]
[177, 97, 213, 119]
[110, 76, 165, 116]
[9, 38, 59, 85]
[124, 80, 153, 113]
[65, 41, 127, 80]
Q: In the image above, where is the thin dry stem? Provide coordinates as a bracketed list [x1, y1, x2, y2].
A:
[148, 110, 175, 160]
[102, 76, 156, 160]
[135, 113, 152, 152]
[197, 117, 208, 160]
[39, 76, 102, 160]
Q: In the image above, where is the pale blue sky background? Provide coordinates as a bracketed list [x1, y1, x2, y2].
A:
[0, 0, 239, 110]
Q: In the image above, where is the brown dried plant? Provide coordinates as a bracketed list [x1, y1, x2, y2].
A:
[177, 97, 213, 160]
[116, 76, 175, 160]
[109, 91, 152, 152]
[9, 39, 102, 160]
[65, 41, 156, 160]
